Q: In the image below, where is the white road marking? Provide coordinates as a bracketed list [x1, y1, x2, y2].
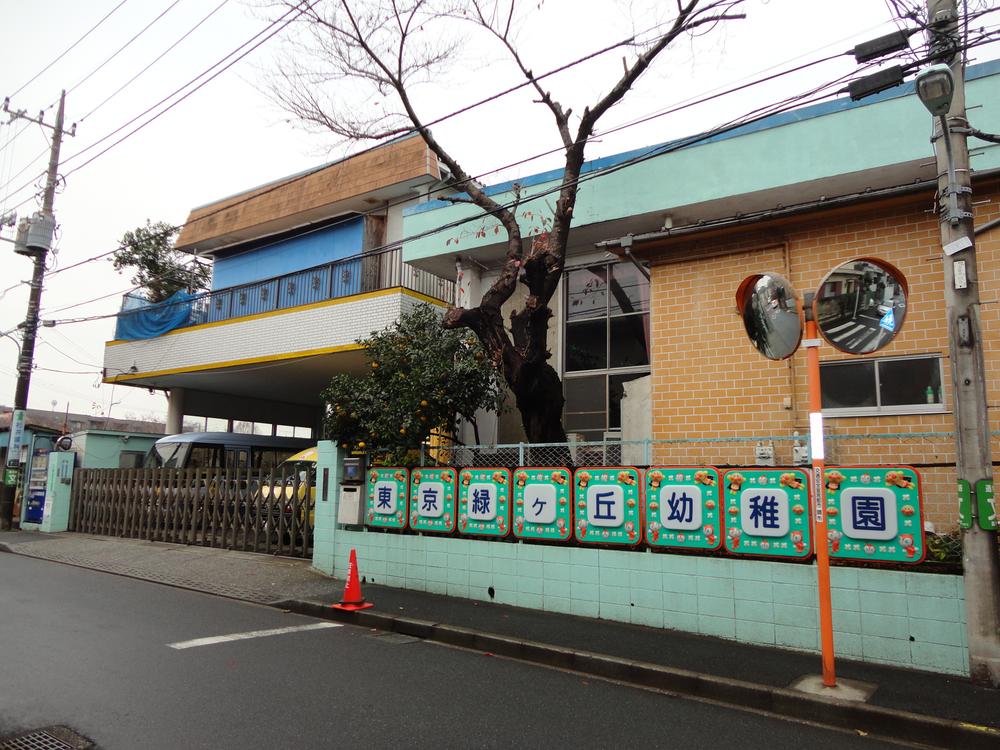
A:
[168, 622, 341, 650]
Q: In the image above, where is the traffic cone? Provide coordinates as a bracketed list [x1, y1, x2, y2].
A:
[332, 548, 374, 611]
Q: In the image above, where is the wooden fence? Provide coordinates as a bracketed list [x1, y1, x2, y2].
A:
[69, 466, 314, 557]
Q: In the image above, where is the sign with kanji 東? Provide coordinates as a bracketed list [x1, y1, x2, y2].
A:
[458, 468, 511, 537]
[409, 467, 458, 533]
[512, 467, 572, 541]
[645, 467, 722, 550]
[366, 468, 408, 529]
[722, 469, 812, 558]
[823, 467, 925, 563]
[574, 467, 641, 546]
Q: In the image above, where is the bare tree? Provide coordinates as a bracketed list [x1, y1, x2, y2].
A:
[273, 0, 744, 442]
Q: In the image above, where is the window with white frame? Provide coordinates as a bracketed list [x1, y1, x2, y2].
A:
[820, 354, 945, 415]
[563, 261, 650, 440]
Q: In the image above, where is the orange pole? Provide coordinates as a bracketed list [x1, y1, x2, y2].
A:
[805, 317, 837, 687]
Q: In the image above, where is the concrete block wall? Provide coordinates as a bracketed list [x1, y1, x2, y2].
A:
[330, 530, 968, 676]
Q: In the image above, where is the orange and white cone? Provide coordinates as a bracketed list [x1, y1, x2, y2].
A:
[332, 548, 374, 611]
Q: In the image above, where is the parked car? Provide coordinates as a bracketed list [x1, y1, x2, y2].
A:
[144, 432, 313, 471]
[260, 446, 317, 532]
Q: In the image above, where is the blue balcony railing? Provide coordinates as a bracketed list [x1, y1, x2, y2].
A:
[114, 246, 454, 341]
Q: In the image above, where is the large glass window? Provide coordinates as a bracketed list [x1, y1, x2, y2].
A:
[821, 355, 944, 414]
[563, 261, 650, 440]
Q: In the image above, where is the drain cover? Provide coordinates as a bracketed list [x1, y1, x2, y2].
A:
[0, 727, 93, 750]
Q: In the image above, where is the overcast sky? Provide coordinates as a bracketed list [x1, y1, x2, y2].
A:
[0, 0, 995, 426]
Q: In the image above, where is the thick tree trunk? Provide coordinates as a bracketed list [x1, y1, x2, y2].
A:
[511, 361, 566, 443]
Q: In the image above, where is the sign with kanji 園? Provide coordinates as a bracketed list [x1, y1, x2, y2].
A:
[574, 467, 642, 546]
[512, 467, 572, 541]
[409, 467, 458, 533]
[458, 468, 511, 537]
[366, 467, 408, 529]
[823, 467, 925, 563]
[722, 469, 812, 558]
[645, 467, 722, 550]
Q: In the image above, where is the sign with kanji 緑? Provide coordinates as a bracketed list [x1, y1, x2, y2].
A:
[409, 467, 458, 533]
[458, 468, 510, 537]
[366, 467, 408, 529]
[823, 467, 924, 563]
[645, 467, 722, 550]
[512, 467, 572, 541]
[574, 467, 641, 546]
[722, 469, 812, 558]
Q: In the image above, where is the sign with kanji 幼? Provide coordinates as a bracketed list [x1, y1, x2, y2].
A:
[975, 479, 998, 532]
[366, 467, 408, 529]
[823, 467, 925, 563]
[722, 469, 812, 558]
[458, 468, 510, 537]
[512, 467, 572, 541]
[409, 467, 458, 533]
[574, 467, 641, 546]
[645, 467, 722, 550]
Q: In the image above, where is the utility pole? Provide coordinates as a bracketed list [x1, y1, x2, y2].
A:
[0, 90, 70, 531]
[925, 0, 1000, 686]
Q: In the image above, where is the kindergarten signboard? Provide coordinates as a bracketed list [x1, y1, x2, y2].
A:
[366, 467, 408, 529]
[823, 467, 925, 563]
[409, 467, 458, 533]
[722, 469, 812, 558]
[645, 467, 722, 550]
[512, 467, 572, 541]
[458, 468, 511, 537]
[574, 467, 642, 546]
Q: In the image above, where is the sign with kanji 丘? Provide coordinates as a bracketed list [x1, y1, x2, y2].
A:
[458, 468, 510, 537]
[645, 467, 722, 550]
[574, 467, 641, 546]
[366, 467, 408, 529]
[722, 469, 812, 558]
[823, 467, 924, 563]
[409, 467, 458, 533]
[512, 467, 572, 541]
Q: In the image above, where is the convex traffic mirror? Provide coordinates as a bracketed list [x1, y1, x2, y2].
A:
[813, 258, 908, 354]
[735, 272, 802, 361]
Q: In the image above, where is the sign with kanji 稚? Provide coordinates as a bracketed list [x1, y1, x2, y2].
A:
[512, 467, 572, 541]
[823, 467, 925, 563]
[574, 467, 641, 546]
[409, 467, 458, 533]
[458, 468, 511, 537]
[722, 469, 812, 558]
[366, 467, 408, 529]
[645, 467, 722, 550]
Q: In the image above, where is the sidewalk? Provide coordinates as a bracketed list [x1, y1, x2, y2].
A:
[3, 530, 998, 747]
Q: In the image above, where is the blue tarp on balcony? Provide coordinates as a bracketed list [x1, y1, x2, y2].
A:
[114, 291, 196, 341]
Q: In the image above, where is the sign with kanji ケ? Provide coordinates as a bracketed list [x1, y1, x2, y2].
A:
[722, 469, 812, 558]
[409, 467, 458, 533]
[823, 467, 925, 563]
[574, 467, 641, 546]
[366, 467, 408, 529]
[458, 468, 510, 537]
[512, 467, 572, 541]
[645, 467, 722, 550]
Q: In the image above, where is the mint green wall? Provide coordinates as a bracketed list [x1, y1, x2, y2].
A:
[77, 432, 160, 469]
[403, 67, 1000, 263]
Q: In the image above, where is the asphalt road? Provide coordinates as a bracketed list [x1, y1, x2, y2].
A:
[0, 554, 904, 750]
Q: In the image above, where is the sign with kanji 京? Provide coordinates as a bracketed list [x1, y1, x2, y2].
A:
[458, 468, 511, 537]
[366, 467, 408, 529]
[512, 467, 572, 541]
[645, 467, 722, 550]
[722, 469, 812, 558]
[574, 467, 641, 546]
[823, 467, 925, 563]
[409, 467, 458, 533]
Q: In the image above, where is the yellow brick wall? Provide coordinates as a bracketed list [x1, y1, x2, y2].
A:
[647, 182, 1000, 529]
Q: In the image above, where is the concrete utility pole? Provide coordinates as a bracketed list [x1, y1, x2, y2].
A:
[925, 0, 1000, 685]
[0, 91, 68, 531]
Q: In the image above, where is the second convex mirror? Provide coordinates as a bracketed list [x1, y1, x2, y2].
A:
[814, 258, 908, 354]
[735, 272, 802, 361]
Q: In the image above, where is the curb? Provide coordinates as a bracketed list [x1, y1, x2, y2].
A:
[276, 598, 1000, 750]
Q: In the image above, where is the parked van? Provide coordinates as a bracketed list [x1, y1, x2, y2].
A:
[144, 432, 313, 472]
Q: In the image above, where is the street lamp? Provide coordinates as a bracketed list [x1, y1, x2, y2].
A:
[916, 64, 963, 227]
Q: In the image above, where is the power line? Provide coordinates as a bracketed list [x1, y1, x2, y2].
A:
[6, 0, 133, 100]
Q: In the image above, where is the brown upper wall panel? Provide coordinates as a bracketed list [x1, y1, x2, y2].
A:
[176, 135, 439, 250]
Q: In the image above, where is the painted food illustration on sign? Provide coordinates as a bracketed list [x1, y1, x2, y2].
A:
[645, 467, 721, 550]
[409, 467, 458, 533]
[512, 467, 572, 541]
[574, 467, 641, 546]
[457, 468, 511, 537]
[722, 468, 811, 558]
[366, 467, 408, 529]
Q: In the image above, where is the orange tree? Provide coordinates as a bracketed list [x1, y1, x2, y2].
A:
[322, 303, 504, 462]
